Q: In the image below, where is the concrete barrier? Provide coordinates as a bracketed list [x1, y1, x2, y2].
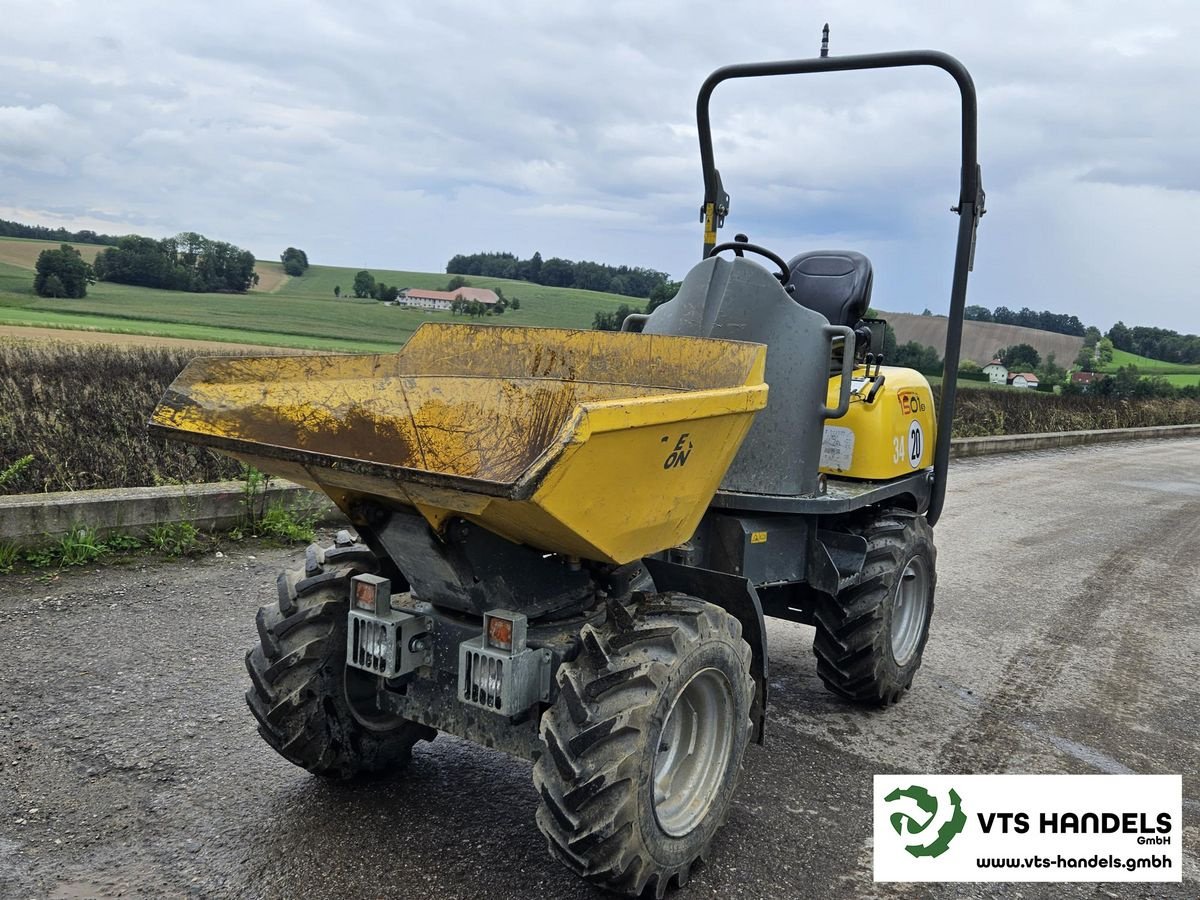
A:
[0, 479, 339, 547]
[1, 424, 1196, 546]
[949, 423, 1200, 458]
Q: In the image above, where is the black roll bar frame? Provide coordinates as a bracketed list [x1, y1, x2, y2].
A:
[695, 50, 985, 525]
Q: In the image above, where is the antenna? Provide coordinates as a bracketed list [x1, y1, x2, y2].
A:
[820, 23, 830, 58]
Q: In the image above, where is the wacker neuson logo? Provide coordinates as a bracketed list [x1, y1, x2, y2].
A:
[873, 775, 1182, 883]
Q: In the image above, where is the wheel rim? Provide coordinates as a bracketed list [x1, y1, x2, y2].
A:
[890, 555, 930, 667]
[652, 667, 736, 838]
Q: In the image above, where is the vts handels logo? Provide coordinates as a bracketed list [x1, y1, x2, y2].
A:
[884, 784, 967, 858]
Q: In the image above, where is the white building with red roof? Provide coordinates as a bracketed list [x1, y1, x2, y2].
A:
[398, 287, 498, 311]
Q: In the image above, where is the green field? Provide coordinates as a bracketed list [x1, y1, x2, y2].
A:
[1100, 347, 1200, 386]
[0, 238, 639, 351]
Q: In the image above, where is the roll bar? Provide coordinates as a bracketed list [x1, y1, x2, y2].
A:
[696, 48, 985, 526]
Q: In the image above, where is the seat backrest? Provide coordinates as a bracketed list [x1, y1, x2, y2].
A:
[641, 256, 834, 497]
[785, 250, 873, 327]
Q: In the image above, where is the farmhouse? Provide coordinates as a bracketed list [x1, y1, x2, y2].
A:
[1007, 371, 1039, 389]
[397, 287, 498, 311]
[982, 359, 1008, 384]
[1070, 371, 1102, 389]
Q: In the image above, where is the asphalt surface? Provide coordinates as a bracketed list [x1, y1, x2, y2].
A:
[1, 438, 1197, 899]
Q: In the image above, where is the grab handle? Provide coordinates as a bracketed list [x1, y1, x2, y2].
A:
[821, 325, 856, 419]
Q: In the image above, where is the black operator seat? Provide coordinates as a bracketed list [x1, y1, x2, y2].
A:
[784, 250, 873, 327]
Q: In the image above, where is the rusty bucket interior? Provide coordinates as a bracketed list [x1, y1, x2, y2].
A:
[150, 323, 768, 562]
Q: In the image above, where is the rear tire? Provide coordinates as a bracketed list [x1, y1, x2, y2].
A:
[534, 593, 754, 898]
[813, 508, 936, 706]
[245, 538, 435, 779]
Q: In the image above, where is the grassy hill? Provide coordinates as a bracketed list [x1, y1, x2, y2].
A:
[1099, 347, 1200, 386]
[0, 238, 637, 352]
[883, 311, 1085, 369]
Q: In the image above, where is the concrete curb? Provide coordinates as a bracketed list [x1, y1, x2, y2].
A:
[948, 423, 1200, 458]
[1, 424, 1196, 546]
[0, 480, 339, 547]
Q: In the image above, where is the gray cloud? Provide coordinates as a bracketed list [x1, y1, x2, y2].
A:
[1, 0, 1197, 332]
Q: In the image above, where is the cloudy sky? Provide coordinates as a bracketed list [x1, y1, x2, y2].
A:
[3, 1, 1198, 332]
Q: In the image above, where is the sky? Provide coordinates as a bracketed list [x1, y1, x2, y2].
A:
[2, 0, 1198, 333]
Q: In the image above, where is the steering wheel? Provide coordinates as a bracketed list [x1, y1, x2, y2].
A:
[707, 239, 791, 283]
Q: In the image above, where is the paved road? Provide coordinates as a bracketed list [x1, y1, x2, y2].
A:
[1, 439, 1197, 899]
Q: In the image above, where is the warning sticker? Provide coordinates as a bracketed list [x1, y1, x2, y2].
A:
[821, 425, 855, 472]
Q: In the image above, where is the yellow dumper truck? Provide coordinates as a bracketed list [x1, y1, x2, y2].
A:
[153, 43, 982, 898]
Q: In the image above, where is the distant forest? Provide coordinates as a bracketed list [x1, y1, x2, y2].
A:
[963, 304, 1086, 337]
[446, 251, 668, 299]
[0, 217, 121, 246]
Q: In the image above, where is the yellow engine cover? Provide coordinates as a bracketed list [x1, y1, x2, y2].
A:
[820, 366, 936, 479]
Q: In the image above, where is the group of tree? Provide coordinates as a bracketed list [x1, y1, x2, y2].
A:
[92, 232, 258, 293]
[882, 326, 943, 373]
[452, 298, 497, 318]
[33, 244, 95, 298]
[0, 217, 120, 246]
[963, 304, 1086, 337]
[1106, 321, 1200, 365]
[450, 284, 517, 317]
[350, 270, 399, 301]
[592, 280, 682, 331]
[1064, 364, 1200, 400]
[992, 343, 1066, 383]
[1074, 336, 1114, 371]
[446, 251, 669, 299]
[280, 247, 309, 276]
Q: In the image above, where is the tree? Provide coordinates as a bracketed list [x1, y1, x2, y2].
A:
[1074, 346, 1094, 371]
[964, 304, 993, 322]
[646, 280, 681, 312]
[39, 274, 66, 298]
[539, 257, 575, 287]
[992, 305, 1018, 325]
[509, 297, 520, 310]
[352, 270, 376, 298]
[446, 275, 470, 291]
[891, 341, 943, 373]
[1037, 352, 1064, 384]
[593, 304, 637, 331]
[1097, 337, 1114, 365]
[921, 308, 933, 316]
[378, 284, 399, 302]
[958, 359, 981, 373]
[333, 285, 341, 298]
[280, 247, 309, 276]
[34, 244, 94, 298]
[999, 343, 1041, 371]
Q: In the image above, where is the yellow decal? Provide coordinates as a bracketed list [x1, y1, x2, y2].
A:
[703, 203, 717, 243]
[750, 531, 768, 544]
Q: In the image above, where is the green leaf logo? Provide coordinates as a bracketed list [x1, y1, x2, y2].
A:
[884, 785, 966, 858]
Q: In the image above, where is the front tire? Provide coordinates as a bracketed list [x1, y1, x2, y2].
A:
[534, 593, 754, 898]
[813, 508, 937, 705]
[245, 538, 435, 779]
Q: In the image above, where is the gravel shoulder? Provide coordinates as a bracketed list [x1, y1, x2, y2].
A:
[1, 439, 1197, 899]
